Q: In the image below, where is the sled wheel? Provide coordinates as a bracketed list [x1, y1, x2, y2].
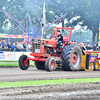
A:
[94, 59, 99, 71]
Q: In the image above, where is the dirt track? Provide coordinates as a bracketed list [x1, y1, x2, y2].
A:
[0, 82, 100, 100]
[0, 67, 100, 100]
[0, 67, 100, 82]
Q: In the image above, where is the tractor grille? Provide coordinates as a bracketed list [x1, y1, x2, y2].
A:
[33, 43, 41, 53]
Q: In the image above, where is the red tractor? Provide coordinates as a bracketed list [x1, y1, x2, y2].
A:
[19, 27, 82, 71]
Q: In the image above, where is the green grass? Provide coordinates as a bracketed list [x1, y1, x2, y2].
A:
[0, 78, 100, 88]
[0, 61, 35, 67]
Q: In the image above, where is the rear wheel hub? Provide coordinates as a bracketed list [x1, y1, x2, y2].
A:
[50, 61, 55, 68]
[72, 54, 77, 64]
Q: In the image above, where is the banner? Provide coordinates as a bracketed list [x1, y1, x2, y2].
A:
[0, 52, 33, 61]
[90, 52, 100, 63]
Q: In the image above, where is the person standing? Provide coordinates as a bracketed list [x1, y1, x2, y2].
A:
[80, 43, 86, 55]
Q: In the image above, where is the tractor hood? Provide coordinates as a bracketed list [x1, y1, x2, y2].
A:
[32, 39, 57, 48]
[42, 39, 57, 47]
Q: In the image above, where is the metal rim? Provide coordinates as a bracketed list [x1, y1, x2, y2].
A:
[50, 60, 55, 68]
[24, 58, 28, 66]
[95, 61, 99, 69]
[72, 51, 80, 68]
[72, 54, 77, 64]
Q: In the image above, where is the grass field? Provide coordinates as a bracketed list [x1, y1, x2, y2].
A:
[0, 78, 100, 88]
[0, 61, 35, 67]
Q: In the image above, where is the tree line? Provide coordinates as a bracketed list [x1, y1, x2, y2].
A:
[0, 0, 100, 42]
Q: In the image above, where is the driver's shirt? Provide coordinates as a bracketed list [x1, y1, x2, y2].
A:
[57, 34, 63, 42]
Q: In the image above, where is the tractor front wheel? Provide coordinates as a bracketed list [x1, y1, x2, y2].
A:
[45, 57, 56, 71]
[19, 55, 29, 70]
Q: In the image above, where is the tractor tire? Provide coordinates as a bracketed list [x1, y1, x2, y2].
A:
[61, 45, 82, 71]
[35, 61, 45, 70]
[45, 57, 56, 72]
[19, 55, 29, 70]
[94, 59, 99, 71]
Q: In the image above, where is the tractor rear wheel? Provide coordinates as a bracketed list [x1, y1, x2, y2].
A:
[61, 45, 82, 71]
[19, 55, 29, 70]
[45, 57, 56, 71]
[35, 61, 45, 70]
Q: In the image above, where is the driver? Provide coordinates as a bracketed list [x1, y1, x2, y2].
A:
[56, 30, 63, 48]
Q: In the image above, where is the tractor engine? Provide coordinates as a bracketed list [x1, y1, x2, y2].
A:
[32, 38, 57, 55]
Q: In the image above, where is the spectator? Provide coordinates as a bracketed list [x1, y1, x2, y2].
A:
[23, 41, 27, 49]
[4, 41, 8, 50]
[2, 39, 5, 48]
[86, 44, 90, 50]
[96, 41, 100, 51]
[7, 42, 11, 50]
[11, 43, 16, 51]
[19, 41, 24, 51]
[16, 42, 20, 51]
[80, 42, 86, 55]
[0, 38, 31, 52]
[84, 43, 87, 48]
[26, 43, 32, 52]
[0, 40, 2, 49]
[86, 44, 93, 50]
[90, 45, 93, 49]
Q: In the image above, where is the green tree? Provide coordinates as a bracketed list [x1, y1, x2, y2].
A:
[0, 0, 8, 27]
[1, 0, 100, 42]
[46, 0, 100, 42]
[65, 0, 100, 42]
